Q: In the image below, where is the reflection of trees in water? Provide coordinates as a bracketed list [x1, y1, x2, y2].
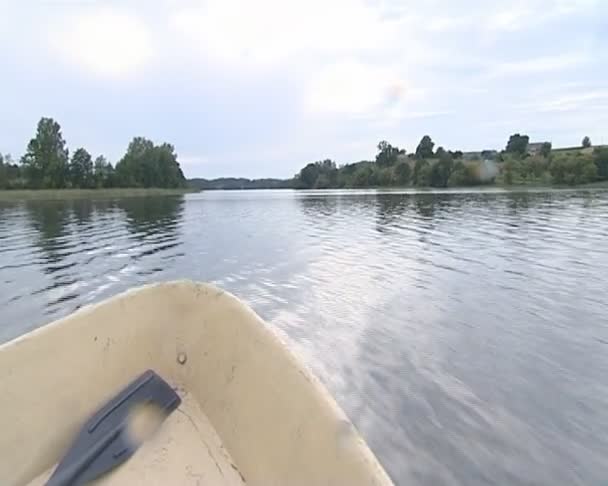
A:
[375, 195, 409, 232]
[374, 193, 452, 230]
[413, 194, 437, 219]
[374, 193, 443, 235]
[25, 200, 81, 310]
[296, 194, 339, 219]
[26, 200, 73, 270]
[24, 196, 186, 308]
[0, 202, 20, 243]
[117, 196, 184, 237]
[71, 198, 95, 226]
[116, 197, 185, 263]
[505, 192, 534, 213]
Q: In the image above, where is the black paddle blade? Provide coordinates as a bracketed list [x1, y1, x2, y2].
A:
[45, 370, 181, 486]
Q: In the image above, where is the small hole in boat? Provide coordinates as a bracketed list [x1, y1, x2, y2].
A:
[177, 352, 187, 365]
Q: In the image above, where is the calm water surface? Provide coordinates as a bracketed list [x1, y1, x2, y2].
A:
[1, 189, 608, 485]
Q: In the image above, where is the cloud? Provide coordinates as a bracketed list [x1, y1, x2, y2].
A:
[485, 8, 534, 31]
[304, 61, 411, 117]
[485, 53, 591, 78]
[50, 8, 153, 79]
[169, 0, 387, 68]
[2, 0, 606, 177]
[426, 16, 472, 33]
[427, 0, 602, 35]
[528, 90, 608, 112]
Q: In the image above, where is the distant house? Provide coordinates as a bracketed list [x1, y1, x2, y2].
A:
[463, 151, 482, 161]
[463, 150, 497, 161]
[528, 142, 549, 156]
[480, 150, 498, 160]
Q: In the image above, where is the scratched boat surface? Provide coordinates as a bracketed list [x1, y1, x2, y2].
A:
[0, 281, 393, 486]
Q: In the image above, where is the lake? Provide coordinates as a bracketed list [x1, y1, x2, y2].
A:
[1, 189, 608, 485]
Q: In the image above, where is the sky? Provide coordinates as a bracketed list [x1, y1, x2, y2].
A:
[0, 0, 606, 179]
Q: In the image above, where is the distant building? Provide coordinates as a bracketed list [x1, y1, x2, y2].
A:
[481, 150, 498, 160]
[463, 151, 481, 160]
[463, 150, 497, 161]
[528, 142, 549, 155]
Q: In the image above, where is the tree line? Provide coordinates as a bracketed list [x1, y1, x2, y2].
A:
[294, 134, 608, 189]
[0, 117, 186, 190]
[188, 177, 293, 190]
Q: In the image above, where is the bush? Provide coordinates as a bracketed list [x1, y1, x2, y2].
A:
[394, 161, 411, 185]
[550, 155, 597, 185]
[594, 147, 608, 180]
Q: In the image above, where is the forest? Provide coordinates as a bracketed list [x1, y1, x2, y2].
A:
[3, 120, 607, 191]
[0, 118, 186, 190]
[293, 134, 608, 189]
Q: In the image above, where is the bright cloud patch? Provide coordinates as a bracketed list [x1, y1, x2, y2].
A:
[170, 0, 387, 67]
[305, 62, 408, 117]
[51, 8, 153, 78]
[0, 0, 605, 177]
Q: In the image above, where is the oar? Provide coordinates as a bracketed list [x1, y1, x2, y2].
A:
[45, 370, 181, 486]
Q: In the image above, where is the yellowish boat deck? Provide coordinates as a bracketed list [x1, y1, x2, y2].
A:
[28, 390, 247, 485]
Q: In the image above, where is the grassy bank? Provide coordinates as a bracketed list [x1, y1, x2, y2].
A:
[0, 188, 197, 200]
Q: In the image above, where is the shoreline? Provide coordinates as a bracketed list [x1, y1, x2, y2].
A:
[1, 181, 607, 200]
[0, 188, 197, 201]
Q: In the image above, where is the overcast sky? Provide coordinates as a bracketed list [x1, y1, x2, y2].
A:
[1, 1, 606, 178]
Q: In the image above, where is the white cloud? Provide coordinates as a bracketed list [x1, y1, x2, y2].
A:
[2, 0, 605, 173]
[486, 53, 590, 78]
[448, 0, 601, 35]
[304, 61, 410, 117]
[169, 0, 395, 67]
[50, 8, 153, 79]
[532, 90, 608, 112]
[426, 16, 472, 32]
[485, 8, 533, 31]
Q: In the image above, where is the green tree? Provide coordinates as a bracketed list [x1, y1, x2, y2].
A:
[295, 165, 317, 188]
[21, 117, 69, 188]
[582, 136, 592, 148]
[69, 148, 94, 188]
[394, 161, 411, 185]
[594, 147, 608, 180]
[115, 137, 186, 188]
[376, 167, 394, 186]
[550, 155, 596, 185]
[155, 143, 186, 188]
[505, 133, 529, 156]
[352, 165, 375, 187]
[430, 157, 454, 188]
[528, 155, 547, 181]
[93, 156, 114, 188]
[448, 161, 477, 186]
[540, 142, 552, 158]
[503, 159, 515, 185]
[0, 153, 22, 189]
[295, 159, 337, 188]
[413, 159, 431, 186]
[0, 153, 5, 189]
[415, 135, 434, 159]
[375, 141, 400, 167]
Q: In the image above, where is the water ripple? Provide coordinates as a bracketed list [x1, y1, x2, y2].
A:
[1, 190, 608, 485]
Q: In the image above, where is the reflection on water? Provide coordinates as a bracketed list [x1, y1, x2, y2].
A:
[0, 196, 184, 338]
[1, 189, 608, 485]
